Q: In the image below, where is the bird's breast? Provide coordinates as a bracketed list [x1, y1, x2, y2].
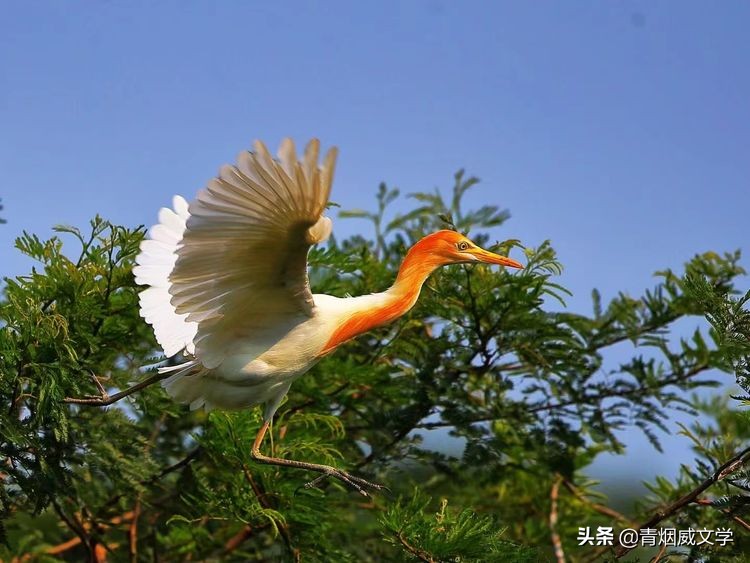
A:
[312, 292, 411, 355]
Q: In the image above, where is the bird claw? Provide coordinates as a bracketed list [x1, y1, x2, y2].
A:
[301, 467, 387, 497]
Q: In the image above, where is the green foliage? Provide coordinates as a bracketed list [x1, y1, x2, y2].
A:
[641, 397, 750, 561]
[381, 492, 536, 562]
[0, 176, 747, 561]
[682, 273, 750, 399]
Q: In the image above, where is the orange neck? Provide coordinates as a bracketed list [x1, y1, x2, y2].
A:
[389, 239, 446, 306]
[320, 240, 445, 354]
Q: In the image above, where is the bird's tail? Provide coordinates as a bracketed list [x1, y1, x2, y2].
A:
[133, 196, 198, 358]
[158, 360, 209, 410]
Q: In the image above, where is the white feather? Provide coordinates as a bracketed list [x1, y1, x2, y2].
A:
[134, 196, 198, 357]
[136, 139, 342, 418]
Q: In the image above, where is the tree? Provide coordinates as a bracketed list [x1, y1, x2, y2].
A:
[0, 174, 748, 561]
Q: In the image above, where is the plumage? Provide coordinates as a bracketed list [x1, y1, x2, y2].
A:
[134, 138, 523, 493]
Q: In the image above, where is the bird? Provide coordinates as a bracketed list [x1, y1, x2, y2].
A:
[133, 138, 523, 494]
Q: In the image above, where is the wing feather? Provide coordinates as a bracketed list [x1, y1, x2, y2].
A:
[134, 196, 198, 357]
[168, 138, 337, 368]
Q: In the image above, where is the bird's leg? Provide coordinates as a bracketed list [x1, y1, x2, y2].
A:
[250, 420, 386, 497]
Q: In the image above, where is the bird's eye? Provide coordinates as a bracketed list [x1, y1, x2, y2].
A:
[457, 241, 469, 251]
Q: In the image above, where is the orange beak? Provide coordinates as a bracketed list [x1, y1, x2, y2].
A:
[472, 247, 524, 269]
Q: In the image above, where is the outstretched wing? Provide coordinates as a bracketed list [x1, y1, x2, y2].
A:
[169, 138, 336, 368]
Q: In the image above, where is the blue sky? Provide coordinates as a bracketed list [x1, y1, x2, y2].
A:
[2, 2, 748, 498]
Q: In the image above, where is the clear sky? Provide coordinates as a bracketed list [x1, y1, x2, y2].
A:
[2, 2, 748, 498]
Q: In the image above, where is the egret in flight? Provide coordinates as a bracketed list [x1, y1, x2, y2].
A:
[134, 139, 523, 494]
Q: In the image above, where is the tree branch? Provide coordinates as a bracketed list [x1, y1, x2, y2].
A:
[694, 498, 750, 532]
[222, 522, 271, 556]
[562, 478, 638, 527]
[63, 371, 173, 406]
[102, 447, 201, 511]
[147, 447, 202, 484]
[587, 311, 682, 354]
[415, 363, 709, 430]
[614, 444, 750, 558]
[650, 543, 667, 563]
[51, 498, 93, 560]
[397, 531, 435, 563]
[25, 511, 135, 560]
[549, 476, 566, 563]
[235, 438, 299, 562]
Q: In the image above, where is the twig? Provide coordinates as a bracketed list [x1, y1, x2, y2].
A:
[63, 371, 173, 406]
[562, 478, 638, 527]
[397, 531, 435, 563]
[415, 363, 709, 430]
[51, 498, 93, 560]
[650, 543, 667, 563]
[549, 475, 566, 563]
[355, 424, 415, 469]
[46, 536, 84, 556]
[284, 382, 350, 418]
[147, 447, 202, 484]
[128, 494, 141, 563]
[101, 447, 202, 512]
[732, 515, 750, 532]
[238, 459, 299, 561]
[353, 395, 435, 470]
[90, 371, 108, 396]
[129, 416, 164, 562]
[41, 503, 134, 561]
[614, 444, 750, 558]
[37, 228, 99, 314]
[222, 523, 271, 555]
[26, 512, 135, 559]
[694, 497, 750, 532]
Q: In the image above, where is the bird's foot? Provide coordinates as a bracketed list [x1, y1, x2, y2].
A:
[302, 467, 387, 497]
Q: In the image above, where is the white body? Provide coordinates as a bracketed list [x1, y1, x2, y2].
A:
[162, 292, 391, 414]
[133, 140, 392, 418]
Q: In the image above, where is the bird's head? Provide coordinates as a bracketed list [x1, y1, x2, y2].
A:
[415, 230, 524, 269]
